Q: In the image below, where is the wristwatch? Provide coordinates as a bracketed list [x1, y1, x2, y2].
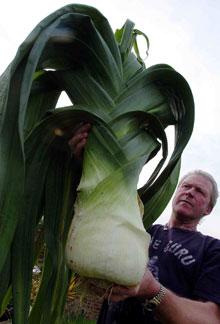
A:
[143, 285, 166, 311]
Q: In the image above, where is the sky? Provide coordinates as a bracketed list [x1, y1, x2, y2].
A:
[0, 0, 220, 237]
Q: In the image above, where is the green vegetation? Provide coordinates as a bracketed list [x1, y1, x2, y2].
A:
[62, 315, 96, 324]
[0, 4, 194, 323]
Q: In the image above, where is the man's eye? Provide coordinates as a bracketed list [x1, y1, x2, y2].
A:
[197, 189, 204, 195]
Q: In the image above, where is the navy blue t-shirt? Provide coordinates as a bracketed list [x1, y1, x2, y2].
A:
[97, 224, 220, 324]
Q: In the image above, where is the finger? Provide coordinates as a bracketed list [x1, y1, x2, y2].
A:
[68, 132, 88, 147]
[112, 285, 137, 296]
[73, 123, 91, 136]
[68, 123, 91, 157]
[74, 139, 87, 158]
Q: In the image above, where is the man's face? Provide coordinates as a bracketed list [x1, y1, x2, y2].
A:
[172, 174, 213, 222]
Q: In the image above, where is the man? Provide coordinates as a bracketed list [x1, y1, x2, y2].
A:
[69, 125, 220, 323]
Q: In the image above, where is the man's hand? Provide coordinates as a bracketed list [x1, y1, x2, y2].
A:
[108, 270, 220, 324]
[68, 123, 91, 159]
[108, 270, 161, 302]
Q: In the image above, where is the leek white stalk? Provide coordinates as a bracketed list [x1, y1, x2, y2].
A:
[66, 128, 151, 285]
[65, 116, 158, 285]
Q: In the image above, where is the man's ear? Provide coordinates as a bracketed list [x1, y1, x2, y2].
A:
[204, 204, 212, 216]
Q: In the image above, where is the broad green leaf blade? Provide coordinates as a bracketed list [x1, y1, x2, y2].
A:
[24, 72, 61, 137]
[117, 19, 135, 62]
[30, 155, 75, 323]
[139, 65, 194, 198]
[142, 161, 181, 228]
[0, 62, 26, 273]
[50, 69, 115, 121]
[11, 130, 55, 323]
[0, 286, 12, 317]
[111, 110, 168, 185]
[0, 252, 11, 308]
[138, 67, 194, 226]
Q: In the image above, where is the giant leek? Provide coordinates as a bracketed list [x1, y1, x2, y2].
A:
[0, 4, 194, 323]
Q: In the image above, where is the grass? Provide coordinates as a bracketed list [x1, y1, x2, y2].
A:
[61, 314, 96, 324]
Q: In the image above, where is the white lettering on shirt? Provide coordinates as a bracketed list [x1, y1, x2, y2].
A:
[152, 239, 162, 250]
[150, 238, 196, 266]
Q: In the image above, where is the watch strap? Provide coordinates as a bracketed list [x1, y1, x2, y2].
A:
[143, 284, 166, 311]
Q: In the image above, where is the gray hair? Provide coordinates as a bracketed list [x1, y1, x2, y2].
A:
[179, 170, 219, 209]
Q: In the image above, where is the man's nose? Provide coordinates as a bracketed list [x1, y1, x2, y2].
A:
[185, 187, 194, 196]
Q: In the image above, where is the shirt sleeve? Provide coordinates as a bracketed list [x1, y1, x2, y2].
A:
[193, 239, 220, 304]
